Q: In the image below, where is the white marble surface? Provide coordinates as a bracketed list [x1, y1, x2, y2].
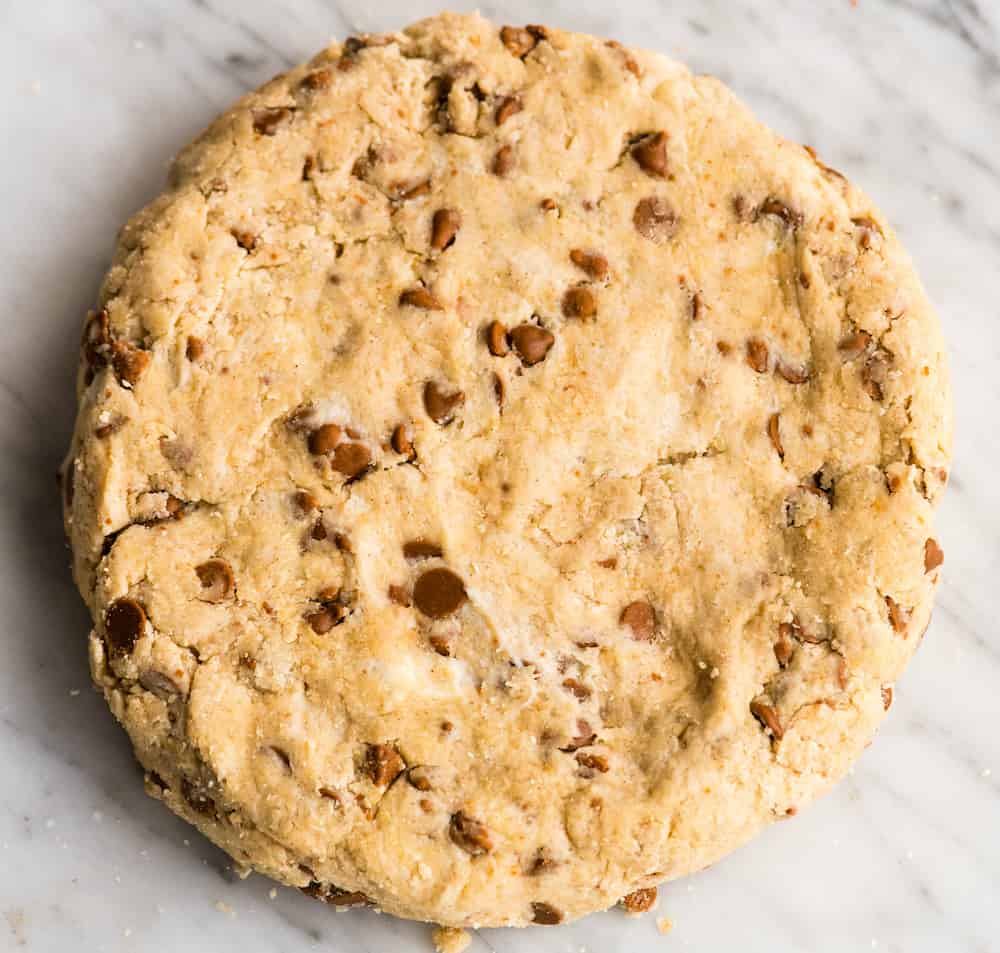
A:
[1, 1, 998, 951]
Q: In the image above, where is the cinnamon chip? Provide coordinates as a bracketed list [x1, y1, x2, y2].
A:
[633, 196, 677, 242]
[364, 743, 405, 786]
[486, 320, 510, 356]
[301, 881, 370, 907]
[428, 633, 452, 657]
[388, 584, 411, 607]
[331, 442, 372, 479]
[431, 208, 462, 251]
[293, 490, 318, 514]
[838, 329, 872, 361]
[530, 902, 563, 925]
[492, 145, 516, 177]
[620, 601, 655, 640]
[885, 596, 911, 635]
[495, 94, 522, 126]
[559, 719, 597, 752]
[631, 131, 669, 177]
[82, 308, 111, 370]
[561, 677, 591, 700]
[324, 887, 372, 908]
[94, 415, 128, 439]
[621, 887, 657, 913]
[750, 698, 784, 739]
[407, 766, 433, 791]
[862, 349, 891, 401]
[400, 286, 444, 310]
[606, 39, 641, 78]
[308, 424, 343, 455]
[924, 538, 944, 573]
[774, 632, 794, 667]
[756, 197, 803, 229]
[231, 228, 257, 252]
[403, 540, 443, 560]
[500, 25, 542, 58]
[391, 424, 415, 458]
[569, 249, 609, 281]
[413, 568, 467, 618]
[181, 778, 215, 816]
[252, 106, 293, 136]
[105, 598, 146, 655]
[852, 215, 883, 250]
[746, 338, 770, 374]
[395, 179, 432, 201]
[492, 372, 505, 409]
[306, 592, 348, 634]
[195, 559, 235, 603]
[298, 68, 332, 92]
[111, 341, 150, 387]
[449, 811, 492, 855]
[306, 605, 346, 634]
[424, 381, 465, 425]
[562, 286, 597, 319]
[767, 413, 784, 459]
[509, 324, 554, 366]
[575, 751, 609, 773]
[139, 669, 180, 699]
[775, 360, 810, 384]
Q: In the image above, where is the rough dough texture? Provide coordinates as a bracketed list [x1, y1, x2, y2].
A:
[62, 13, 952, 929]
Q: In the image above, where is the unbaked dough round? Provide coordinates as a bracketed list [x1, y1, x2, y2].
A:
[62, 12, 952, 928]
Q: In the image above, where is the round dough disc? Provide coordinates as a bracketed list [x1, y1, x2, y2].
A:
[63, 12, 951, 929]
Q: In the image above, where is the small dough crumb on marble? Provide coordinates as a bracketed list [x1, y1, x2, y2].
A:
[432, 925, 471, 953]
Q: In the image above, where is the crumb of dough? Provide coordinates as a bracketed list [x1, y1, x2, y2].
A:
[433, 925, 472, 953]
[657, 916, 674, 934]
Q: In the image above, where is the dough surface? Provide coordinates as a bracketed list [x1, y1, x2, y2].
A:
[62, 13, 952, 928]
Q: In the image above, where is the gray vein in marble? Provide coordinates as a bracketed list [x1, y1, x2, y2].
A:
[890, 0, 1000, 76]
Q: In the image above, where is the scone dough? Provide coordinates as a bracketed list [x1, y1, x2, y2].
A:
[62, 13, 952, 928]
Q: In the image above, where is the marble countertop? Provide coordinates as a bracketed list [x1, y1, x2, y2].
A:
[2, 1, 998, 951]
